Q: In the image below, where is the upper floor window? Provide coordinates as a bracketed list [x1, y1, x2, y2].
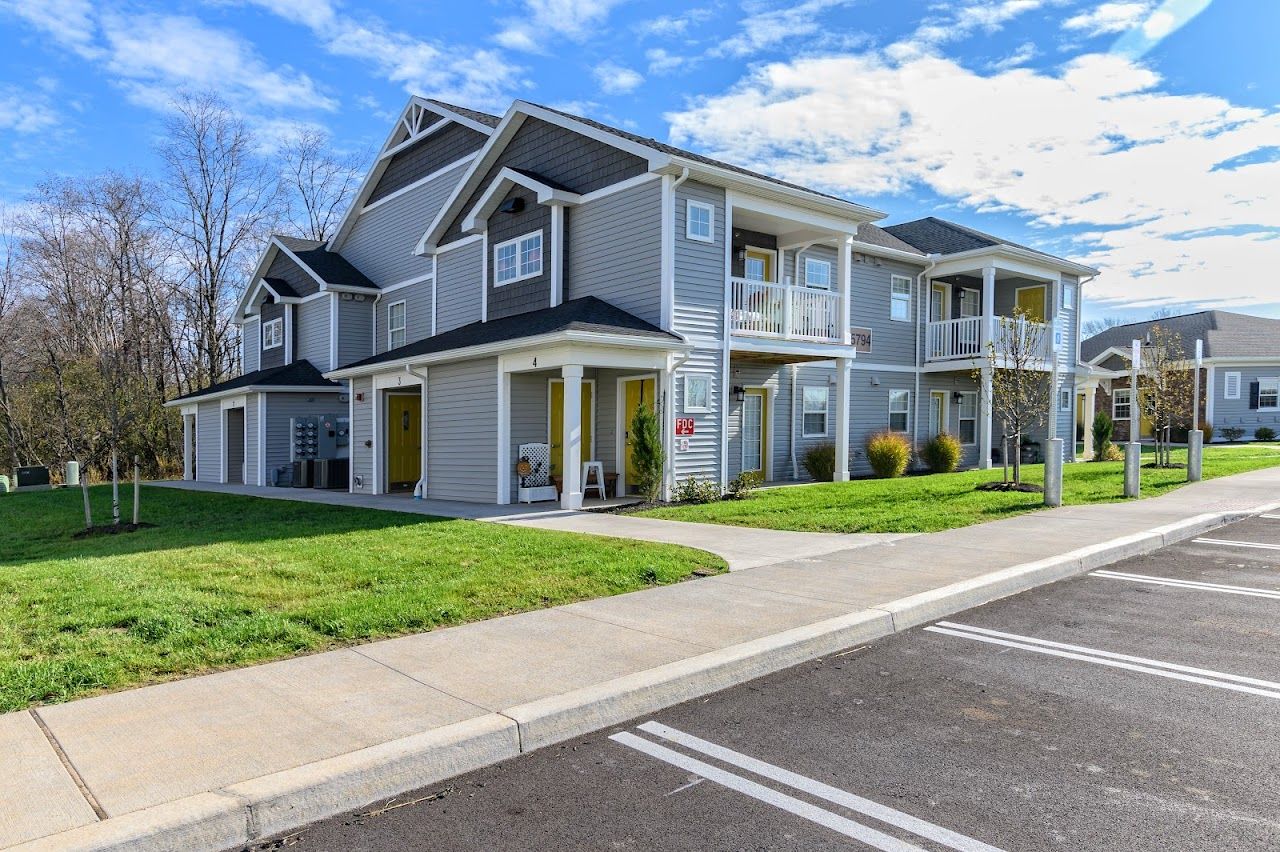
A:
[889, 389, 911, 433]
[1113, 388, 1132, 421]
[890, 276, 912, 322]
[1059, 388, 1072, 411]
[388, 301, 406, 350]
[804, 258, 832, 290]
[494, 231, 542, 285]
[262, 318, 282, 350]
[802, 386, 829, 437]
[1224, 371, 1241, 399]
[960, 288, 979, 318]
[686, 200, 714, 243]
[1063, 283, 1076, 310]
[1259, 378, 1279, 410]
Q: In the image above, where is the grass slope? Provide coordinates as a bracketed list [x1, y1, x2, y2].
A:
[641, 444, 1280, 534]
[0, 486, 724, 712]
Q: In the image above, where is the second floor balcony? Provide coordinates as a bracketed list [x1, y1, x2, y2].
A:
[730, 278, 844, 344]
[926, 315, 1053, 364]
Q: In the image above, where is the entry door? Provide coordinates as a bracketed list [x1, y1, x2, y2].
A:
[741, 389, 768, 476]
[225, 408, 245, 484]
[1015, 286, 1046, 322]
[622, 377, 657, 489]
[930, 283, 946, 322]
[549, 380, 594, 477]
[930, 391, 947, 437]
[386, 394, 421, 491]
[744, 249, 775, 283]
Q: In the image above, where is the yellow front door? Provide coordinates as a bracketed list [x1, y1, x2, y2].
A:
[1015, 286, 1046, 322]
[623, 377, 657, 488]
[386, 393, 421, 491]
[549, 380, 593, 477]
[741, 389, 769, 476]
[744, 249, 775, 282]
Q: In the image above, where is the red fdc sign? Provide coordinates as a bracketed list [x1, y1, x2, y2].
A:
[675, 418, 696, 436]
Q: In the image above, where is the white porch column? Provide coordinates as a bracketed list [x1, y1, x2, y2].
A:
[834, 357, 852, 481]
[979, 366, 994, 469]
[978, 265, 996, 469]
[1082, 383, 1097, 459]
[183, 414, 193, 480]
[980, 265, 996, 350]
[839, 234, 853, 345]
[561, 364, 584, 510]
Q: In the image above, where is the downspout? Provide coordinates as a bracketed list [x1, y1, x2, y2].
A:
[407, 364, 430, 498]
[789, 363, 799, 479]
[913, 258, 938, 465]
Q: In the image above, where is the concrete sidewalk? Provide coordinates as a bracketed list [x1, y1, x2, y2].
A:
[8, 468, 1280, 851]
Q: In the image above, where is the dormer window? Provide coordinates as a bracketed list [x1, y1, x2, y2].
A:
[494, 231, 543, 285]
[263, 318, 283, 350]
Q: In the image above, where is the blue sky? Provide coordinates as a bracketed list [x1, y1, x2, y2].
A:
[1, 0, 1276, 324]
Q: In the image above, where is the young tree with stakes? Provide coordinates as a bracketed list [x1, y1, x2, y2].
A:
[1137, 324, 1194, 468]
[976, 309, 1052, 487]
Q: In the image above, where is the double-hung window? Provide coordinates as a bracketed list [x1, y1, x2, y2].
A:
[1113, 388, 1132, 421]
[494, 231, 543, 285]
[1260, 378, 1279, 410]
[1059, 388, 1072, 412]
[889, 389, 910, 433]
[957, 392, 977, 445]
[1224, 371, 1241, 400]
[804, 258, 832, 290]
[1062, 283, 1076, 310]
[890, 276, 912, 322]
[802, 386, 829, 437]
[262, 318, 282, 350]
[388, 301, 406, 350]
[959, 288, 979, 318]
[686, 200, 713, 242]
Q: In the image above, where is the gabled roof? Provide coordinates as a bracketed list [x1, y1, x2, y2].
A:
[335, 297, 683, 374]
[166, 360, 341, 406]
[275, 235, 378, 291]
[884, 217, 1090, 272]
[261, 277, 300, 299]
[854, 223, 926, 256]
[1081, 310, 1280, 362]
[426, 99, 502, 128]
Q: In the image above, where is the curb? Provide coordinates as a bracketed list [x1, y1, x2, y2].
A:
[12, 503, 1274, 852]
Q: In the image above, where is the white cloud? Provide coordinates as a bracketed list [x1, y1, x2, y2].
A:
[1112, 0, 1214, 59]
[889, 0, 1057, 61]
[712, 0, 852, 58]
[0, 87, 59, 134]
[0, 0, 98, 55]
[635, 8, 714, 39]
[988, 41, 1038, 70]
[664, 51, 1280, 309]
[593, 61, 644, 95]
[495, 0, 628, 53]
[1062, 2, 1153, 36]
[645, 48, 688, 75]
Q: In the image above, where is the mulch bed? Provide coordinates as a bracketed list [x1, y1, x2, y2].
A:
[1143, 462, 1187, 469]
[73, 522, 156, 539]
[975, 481, 1044, 493]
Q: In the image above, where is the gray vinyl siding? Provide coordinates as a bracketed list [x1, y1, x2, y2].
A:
[851, 254, 925, 366]
[340, 160, 467, 287]
[296, 295, 332, 371]
[565, 177, 663, 326]
[724, 360, 786, 481]
[225, 406, 245, 484]
[265, 251, 320, 298]
[1211, 365, 1280, 439]
[336, 295, 374, 367]
[263, 392, 346, 476]
[915, 372, 982, 469]
[427, 358, 498, 502]
[672, 180, 726, 484]
[244, 394, 259, 486]
[376, 279, 433, 355]
[509, 371, 550, 502]
[242, 317, 260, 374]
[435, 239, 483, 334]
[367, 123, 486, 205]
[196, 401, 221, 482]
[350, 376, 374, 491]
[441, 116, 648, 245]
[487, 185, 551, 320]
[259, 302, 287, 370]
[780, 244, 838, 289]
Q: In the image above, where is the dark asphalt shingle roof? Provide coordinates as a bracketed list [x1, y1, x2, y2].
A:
[171, 360, 341, 403]
[1081, 311, 1280, 362]
[275, 235, 378, 290]
[342, 297, 682, 371]
[426, 99, 503, 128]
[855, 223, 926, 256]
[262, 277, 300, 299]
[884, 217, 1080, 268]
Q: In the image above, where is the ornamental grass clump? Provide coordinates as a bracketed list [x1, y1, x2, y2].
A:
[921, 432, 962, 473]
[866, 431, 911, 478]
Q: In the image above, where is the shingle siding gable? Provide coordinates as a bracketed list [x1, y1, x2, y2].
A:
[368, 122, 488, 205]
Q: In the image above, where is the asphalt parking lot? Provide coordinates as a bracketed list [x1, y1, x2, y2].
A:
[249, 513, 1280, 851]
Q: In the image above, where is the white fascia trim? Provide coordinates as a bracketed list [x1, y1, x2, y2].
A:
[461, 166, 582, 234]
[1086, 345, 1135, 367]
[578, 172, 662, 203]
[380, 271, 435, 296]
[728, 336, 860, 361]
[849, 240, 930, 265]
[431, 233, 484, 255]
[326, 331, 692, 380]
[324, 283, 381, 295]
[377, 117, 452, 161]
[359, 153, 478, 215]
[931, 243, 1098, 278]
[272, 239, 331, 292]
[1203, 356, 1280, 366]
[163, 384, 343, 408]
[299, 290, 331, 304]
[659, 158, 884, 223]
[236, 243, 283, 318]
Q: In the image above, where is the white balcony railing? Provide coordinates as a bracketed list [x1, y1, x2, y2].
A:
[926, 316, 1051, 362]
[730, 278, 843, 344]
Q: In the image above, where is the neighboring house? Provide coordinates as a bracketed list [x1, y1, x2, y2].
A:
[168, 96, 1096, 506]
[1077, 311, 1280, 451]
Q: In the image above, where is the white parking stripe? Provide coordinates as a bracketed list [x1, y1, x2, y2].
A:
[610, 732, 927, 851]
[1260, 514, 1280, 520]
[926, 625, 1280, 701]
[1091, 570, 1280, 599]
[636, 722, 1004, 852]
[1192, 538, 1280, 551]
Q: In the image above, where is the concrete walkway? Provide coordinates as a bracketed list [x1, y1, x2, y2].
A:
[151, 479, 909, 571]
[8, 468, 1280, 850]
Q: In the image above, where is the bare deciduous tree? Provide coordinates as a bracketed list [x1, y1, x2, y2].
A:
[279, 127, 364, 242]
[977, 310, 1052, 487]
[1138, 324, 1194, 468]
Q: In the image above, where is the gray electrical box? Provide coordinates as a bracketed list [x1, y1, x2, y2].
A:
[292, 414, 350, 461]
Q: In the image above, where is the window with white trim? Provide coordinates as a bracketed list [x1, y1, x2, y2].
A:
[890, 276, 912, 322]
[686, 200, 713, 242]
[494, 230, 543, 285]
[262, 318, 282, 350]
[388, 301, 406, 350]
[1224, 371, 1241, 399]
[957, 392, 977, 445]
[889, 389, 910, 433]
[1059, 388, 1072, 411]
[1113, 388, 1132, 421]
[683, 374, 710, 412]
[1062, 283, 1076, 310]
[802, 386, 829, 437]
[1260, 377, 1279, 410]
[804, 257, 832, 290]
[959, 288, 979, 318]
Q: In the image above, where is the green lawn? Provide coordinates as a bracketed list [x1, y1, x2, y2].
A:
[640, 444, 1280, 535]
[0, 486, 724, 712]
